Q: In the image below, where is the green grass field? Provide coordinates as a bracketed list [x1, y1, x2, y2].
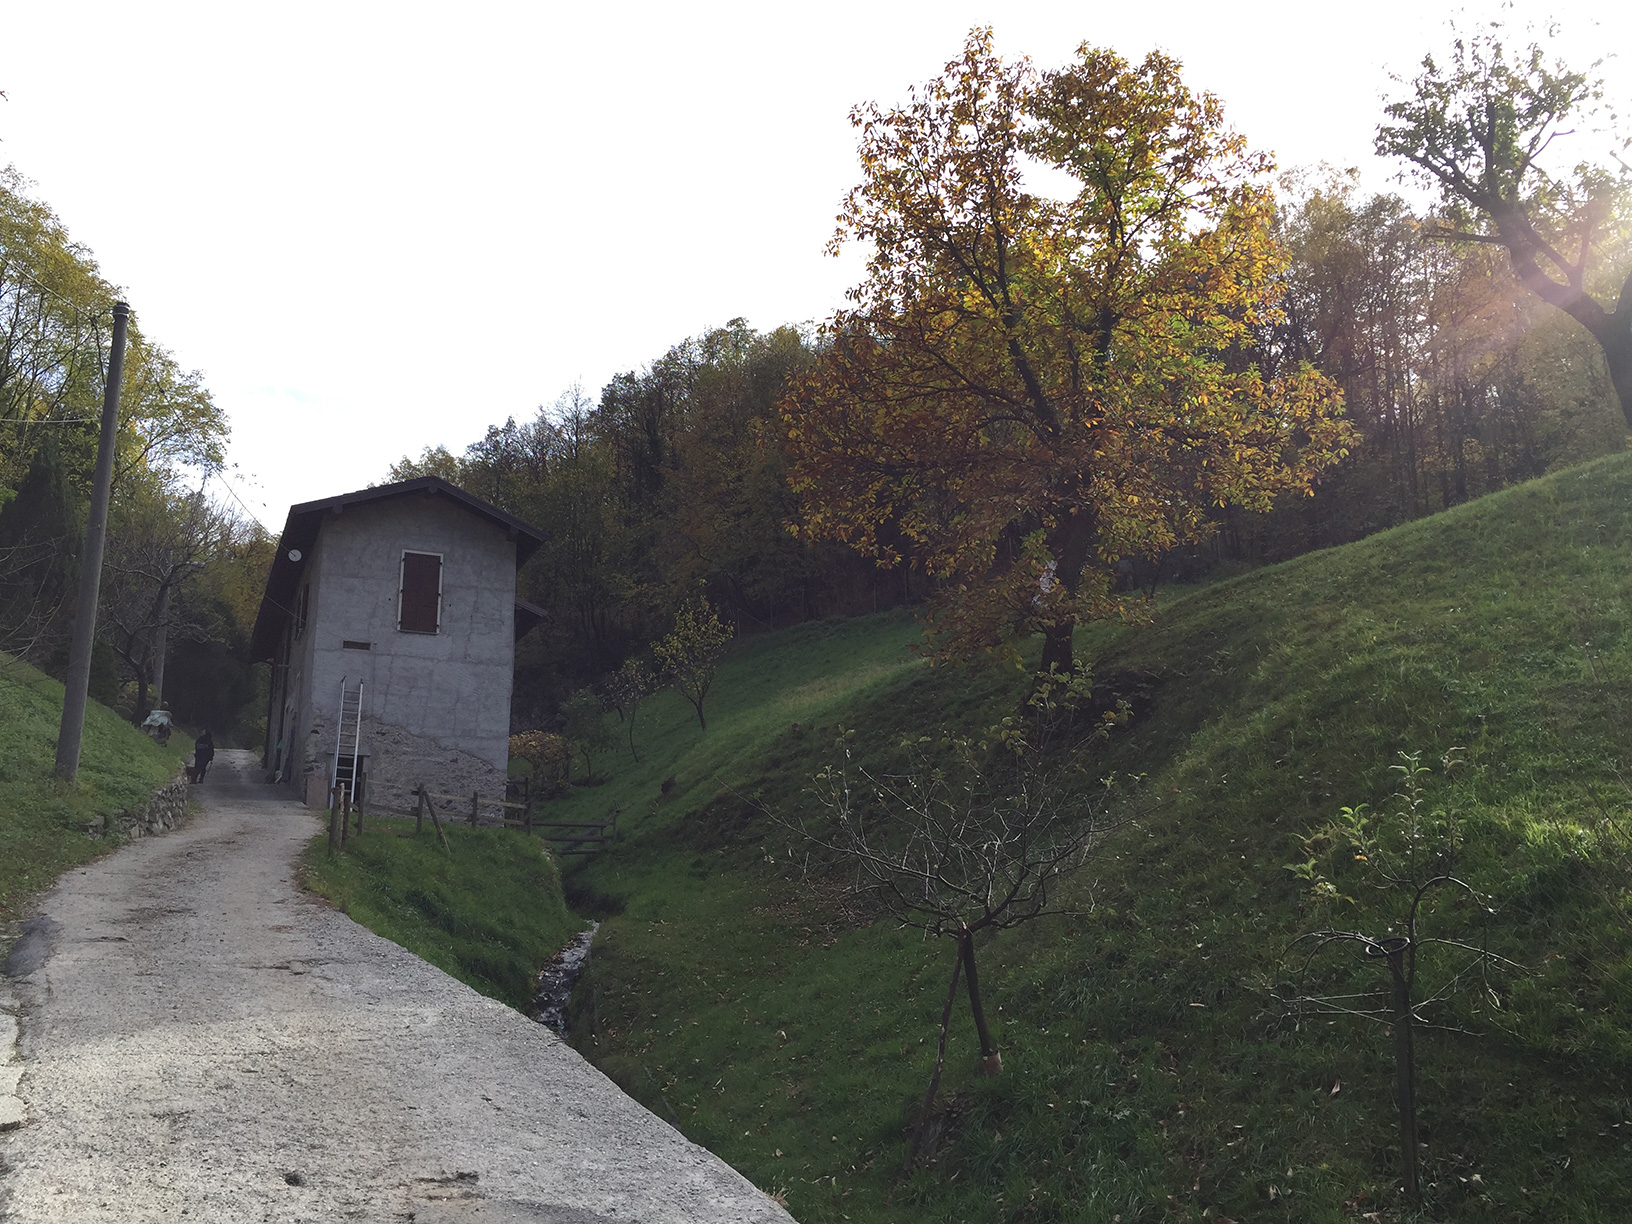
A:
[299, 816, 582, 1010]
[535, 452, 1632, 1224]
[0, 654, 192, 917]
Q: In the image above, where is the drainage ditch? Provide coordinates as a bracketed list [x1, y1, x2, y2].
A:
[529, 922, 598, 1034]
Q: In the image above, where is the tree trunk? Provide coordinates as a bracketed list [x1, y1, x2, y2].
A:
[1431, 389, 1451, 512]
[150, 568, 172, 711]
[1378, 939, 1420, 1206]
[1495, 218, 1632, 428]
[1452, 386, 1470, 505]
[132, 666, 150, 722]
[1601, 324, 1632, 430]
[902, 948, 964, 1176]
[959, 931, 1002, 1076]
[1040, 507, 1097, 674]
[1039, 623, 1075, 674]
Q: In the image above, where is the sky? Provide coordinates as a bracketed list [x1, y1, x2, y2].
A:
[1, 0, 1626, 530]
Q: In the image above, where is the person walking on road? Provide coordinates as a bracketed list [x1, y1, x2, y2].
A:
[191, 729, 215, 783]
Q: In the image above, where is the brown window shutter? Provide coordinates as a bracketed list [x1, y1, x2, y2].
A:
[399, 552, 442, 633]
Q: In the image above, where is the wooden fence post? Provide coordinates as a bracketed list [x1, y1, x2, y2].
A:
[352, 787, 362, 836]
[470, 790, 479, 827]
[328, 786, 340, 852]
[414, 785, 426, 834]
[428, 795, 451, 854]
[331, 784, 344, 850]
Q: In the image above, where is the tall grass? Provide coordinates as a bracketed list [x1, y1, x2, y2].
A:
[0, 653, 191, 917]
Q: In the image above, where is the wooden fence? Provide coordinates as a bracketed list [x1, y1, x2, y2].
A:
[338, 781, 617, 857]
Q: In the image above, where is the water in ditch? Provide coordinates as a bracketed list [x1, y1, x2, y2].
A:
[529, 922, 599, 1035]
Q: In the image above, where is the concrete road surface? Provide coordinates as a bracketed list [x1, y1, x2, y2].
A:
[0, 750, 792, 1224]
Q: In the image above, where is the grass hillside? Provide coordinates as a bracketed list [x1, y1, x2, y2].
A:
[300, 821, 580, 1010]
[542, 451, 1632, 1224]
[0, 654, 192, 916]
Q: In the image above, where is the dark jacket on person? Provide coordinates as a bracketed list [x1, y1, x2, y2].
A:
[193, 731, 215, 781]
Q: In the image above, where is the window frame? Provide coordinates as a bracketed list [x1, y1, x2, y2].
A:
[397, 550, 444, 634]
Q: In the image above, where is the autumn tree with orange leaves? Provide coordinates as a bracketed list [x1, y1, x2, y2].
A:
[783, 31, 1353, 671]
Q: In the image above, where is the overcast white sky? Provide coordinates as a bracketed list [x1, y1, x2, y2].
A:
[1, 1, 1625, 529]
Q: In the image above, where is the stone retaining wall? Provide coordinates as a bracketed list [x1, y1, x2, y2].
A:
[106, 770, 191, 839]
[341, 716, 508, 823]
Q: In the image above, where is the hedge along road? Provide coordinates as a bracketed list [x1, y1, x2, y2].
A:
[0, 750, 793, 1224]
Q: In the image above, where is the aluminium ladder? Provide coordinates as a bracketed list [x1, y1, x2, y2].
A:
[329, 677, 365, 803]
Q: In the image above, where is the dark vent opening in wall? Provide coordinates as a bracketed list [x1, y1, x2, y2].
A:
[342, 640, 372, 651]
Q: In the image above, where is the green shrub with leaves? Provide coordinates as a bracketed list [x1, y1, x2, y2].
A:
[602, 656, 658, 762]
[1284, 749, 1521, 1205]
[559, 688, 613, 781]
[509, 729, 572, 790]
[653, 596, 733, 730]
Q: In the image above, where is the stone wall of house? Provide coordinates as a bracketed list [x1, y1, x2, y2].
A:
[331, 716, 508, 824]
[104, 770, 191, 839]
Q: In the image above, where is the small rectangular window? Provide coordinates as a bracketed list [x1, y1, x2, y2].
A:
[342, 640, 372, 651]
[398, 551, 442, 633]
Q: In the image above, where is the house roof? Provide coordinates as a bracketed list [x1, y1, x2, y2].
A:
[249, 476, 547, 661]
[513, 599, 548, 643]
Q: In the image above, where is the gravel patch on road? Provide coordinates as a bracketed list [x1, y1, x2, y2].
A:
[0, 750, 792, 1223]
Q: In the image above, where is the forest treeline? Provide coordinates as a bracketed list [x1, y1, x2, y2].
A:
[1263, 170, 1626, 552]
[3, 28, 1627, 737]
[0, 166, 270, 738]
[394, 169, 1628, 719]
[386, 322, 876, 721]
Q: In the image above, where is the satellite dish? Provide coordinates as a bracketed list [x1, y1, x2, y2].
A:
[288, 549, 303, 563]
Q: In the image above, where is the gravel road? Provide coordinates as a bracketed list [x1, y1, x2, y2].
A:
[0, 750, 793, 1224]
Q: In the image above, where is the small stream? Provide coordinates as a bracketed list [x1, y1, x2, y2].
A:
[529, 922, 599, 1035]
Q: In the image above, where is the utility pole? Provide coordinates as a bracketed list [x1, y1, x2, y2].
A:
[54, 302, 130, 782]
[150, 546, 173, 712]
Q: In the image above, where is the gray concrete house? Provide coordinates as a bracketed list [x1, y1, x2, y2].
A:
[250, 477, 546, 811]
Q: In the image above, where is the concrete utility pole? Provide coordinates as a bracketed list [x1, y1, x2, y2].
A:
[54, 302, 130, 782]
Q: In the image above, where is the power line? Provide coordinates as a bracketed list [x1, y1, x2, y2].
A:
[1, 266, 116, 387]
[205, 466, 276, 534]
[6, 262, 86, 315]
